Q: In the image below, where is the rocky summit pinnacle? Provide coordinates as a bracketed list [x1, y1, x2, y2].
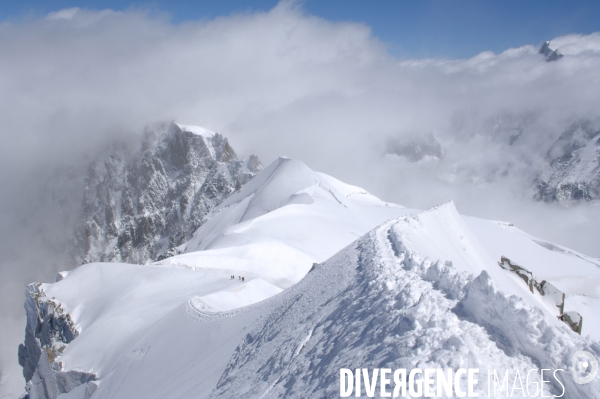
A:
[73, 121, 261, 265]
[539, 40, 563, 61]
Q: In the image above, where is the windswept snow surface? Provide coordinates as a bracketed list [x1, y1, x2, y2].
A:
[30, 158, 413, 398]
[156, 157, 408, 288]
[24, 159, 600, 398]
[191, 278, 282, 313]
[210, 203, 600, 398]
[465, 216, 600, 339]
[175, 122, 216, 138]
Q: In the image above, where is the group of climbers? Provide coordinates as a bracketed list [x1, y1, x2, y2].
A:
[230, 275, 245, 282]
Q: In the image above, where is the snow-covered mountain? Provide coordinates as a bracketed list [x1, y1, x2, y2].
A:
[18, 158, 600, 398]
[18, 157, 411, 398]
[211, 203, 600, 398]
[535, 119, 600, 203]
[74, 121, 260, 265]
[156, 157, 411, 288]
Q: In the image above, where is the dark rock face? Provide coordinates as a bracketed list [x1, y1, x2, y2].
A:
[18, 122, 260, 398]
[73, 122, 260, 264]
[19, 283, 98, 399]
[539, 41, 563, 62]
[385, 132, 443, 162]
[19, 283, 79, 381]
[534, 120, 600, 203]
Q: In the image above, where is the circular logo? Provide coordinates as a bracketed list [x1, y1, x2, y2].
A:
[572, 350, 598, 384]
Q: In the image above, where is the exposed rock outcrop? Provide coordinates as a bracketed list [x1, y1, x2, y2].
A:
[539, 41, 563, 61]
[498, 256, 582, 334]
[561, 311, 583, 335]
[18, 284, 78, 382]
[534, 120, 600, 203]
[19, 122, 261, 397]
[73, 121, 261, 264]
[18, 283, 97, 399]
[385, 132, 442, 162]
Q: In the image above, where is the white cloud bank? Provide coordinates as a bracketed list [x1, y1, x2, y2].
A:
[1, 2, 600, 396]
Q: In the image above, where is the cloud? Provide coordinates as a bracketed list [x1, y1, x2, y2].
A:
[1, 3, 600, 395]
[46, 7, 81, 20]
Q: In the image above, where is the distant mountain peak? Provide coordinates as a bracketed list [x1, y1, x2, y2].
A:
[539, 40, 564, 61]
[534, 119, 600, 203]
[175, 122, 216, 138]
[73, 121, 261, 265]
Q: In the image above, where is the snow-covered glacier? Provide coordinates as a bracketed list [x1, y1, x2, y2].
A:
[19, 155, 600, 398]
[211, 202, 600, 398]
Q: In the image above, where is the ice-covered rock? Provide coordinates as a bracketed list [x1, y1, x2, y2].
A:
[385, 132, 443, 162]
[74, 121, 260, 264]
[18, 283, 97, 399]
[497, 256, 586, 334]
[535, 119, 600, 202]
[561, 311, 584, 335]
[19, 284, 78, 382]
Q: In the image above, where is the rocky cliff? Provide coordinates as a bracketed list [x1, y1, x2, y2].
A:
[535, 119, 600, 202]
[18, 281, 98, 399]
[18, 121, 260, 398]
[74, 121, 261, 264]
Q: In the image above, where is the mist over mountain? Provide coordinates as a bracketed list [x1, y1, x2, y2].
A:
[17, 158, 600, 398]
[2, 3, 600, 397]
[535, 119, 600, 203]
[74, 121, 260, 265]
[0, 122, 260, 397]
[1, 4, 600, 255]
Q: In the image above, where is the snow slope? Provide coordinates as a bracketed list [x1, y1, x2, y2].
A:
[20, 157, 413, 398]
[19, 160, 600, 398]
[156, 157, 411, 288]
[210, 203, 600, 398]
[465, 216, 600, 338]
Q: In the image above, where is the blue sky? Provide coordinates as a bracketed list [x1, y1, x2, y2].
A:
[1, 0, 599, 58]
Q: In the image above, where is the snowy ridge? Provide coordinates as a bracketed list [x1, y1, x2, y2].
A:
[20, 158, 413, 398]
[157, 157, 409, 288]
[19, 161, 600, 398]
[210, 203, 600, 398]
